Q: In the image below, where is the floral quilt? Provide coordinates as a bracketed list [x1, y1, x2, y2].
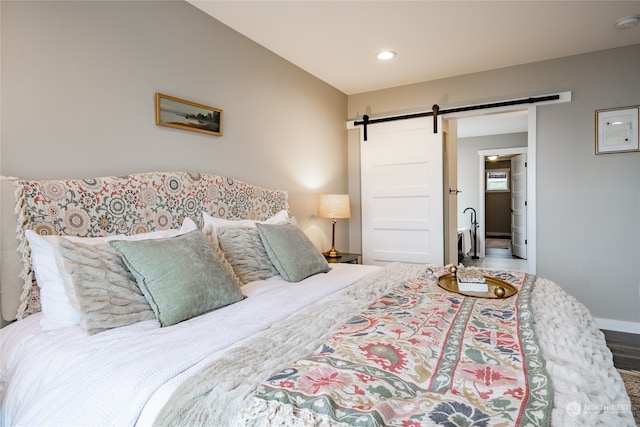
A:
[251, 268, 552, 426]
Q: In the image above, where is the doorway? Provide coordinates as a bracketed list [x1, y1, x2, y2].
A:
[454, 111, 531, 273]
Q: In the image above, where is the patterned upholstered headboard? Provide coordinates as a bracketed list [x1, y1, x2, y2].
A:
[0, 171, 288, 321]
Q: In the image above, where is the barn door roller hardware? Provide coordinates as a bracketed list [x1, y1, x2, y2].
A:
[354, 94, 560, 141]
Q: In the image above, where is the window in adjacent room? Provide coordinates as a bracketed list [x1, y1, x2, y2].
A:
[486, 169, 510, 192]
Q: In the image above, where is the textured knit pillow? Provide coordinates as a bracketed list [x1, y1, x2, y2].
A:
[201, 211, 289, 286]
[25, 218, 198, 331]
[52, 238, 155, 334]
[109, 230, 243, 327]
[256, 222, 331, 282]
[201, 210, 289, 250]
[216, 226, 280, 284]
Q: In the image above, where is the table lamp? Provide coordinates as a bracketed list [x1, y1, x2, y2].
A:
[318, 194, 351, 258]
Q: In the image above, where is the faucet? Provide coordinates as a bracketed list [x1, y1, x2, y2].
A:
[463, 207, 476, 227]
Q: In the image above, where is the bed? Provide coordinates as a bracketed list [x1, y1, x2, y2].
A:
[0, 171, 634, 426]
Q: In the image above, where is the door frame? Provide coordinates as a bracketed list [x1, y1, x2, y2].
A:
[453, 104, 542, 274]
[448, 105, 536, 274]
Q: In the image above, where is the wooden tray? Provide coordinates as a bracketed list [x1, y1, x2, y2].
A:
[438, 273, 518, 299]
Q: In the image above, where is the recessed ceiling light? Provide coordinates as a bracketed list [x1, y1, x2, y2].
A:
[376, 50, 397, 61]
[487, 155, 499, 161]
[616, 14, 640, 30]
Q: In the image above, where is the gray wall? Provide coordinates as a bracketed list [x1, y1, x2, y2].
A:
[1, 0, 349, 246]
[348, 45, 640, 328]
[0, 1, 349, 325]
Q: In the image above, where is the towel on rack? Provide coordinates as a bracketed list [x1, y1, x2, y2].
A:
[457, 227, 472, 256]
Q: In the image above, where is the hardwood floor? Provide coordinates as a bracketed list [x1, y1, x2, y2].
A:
[602, 330, 640, 371]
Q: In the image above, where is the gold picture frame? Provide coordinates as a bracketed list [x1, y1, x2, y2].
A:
[595, 106, 639, 154]
[155, 93, 222, 136]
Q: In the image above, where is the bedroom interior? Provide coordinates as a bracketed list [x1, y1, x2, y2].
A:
[1, 1, 639, 425]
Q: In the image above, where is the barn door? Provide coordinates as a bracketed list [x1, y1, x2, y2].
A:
[360, 117, 444, 266]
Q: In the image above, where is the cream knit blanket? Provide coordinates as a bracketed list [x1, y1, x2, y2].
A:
[531, 278, 633, 426]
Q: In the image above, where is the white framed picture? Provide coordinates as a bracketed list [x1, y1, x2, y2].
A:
[595, 106, 639, 154]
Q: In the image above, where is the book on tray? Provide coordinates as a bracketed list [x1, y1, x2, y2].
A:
[456, 269, 489, 293]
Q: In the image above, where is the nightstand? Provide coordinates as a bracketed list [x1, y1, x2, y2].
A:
[325, 253, 360, 264]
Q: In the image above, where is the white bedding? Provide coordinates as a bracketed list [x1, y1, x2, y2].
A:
[0, 263, 381, 427]
[1, 263, 634, 427]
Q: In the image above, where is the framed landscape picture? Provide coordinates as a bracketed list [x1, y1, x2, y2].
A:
[156, 93, 222, 136]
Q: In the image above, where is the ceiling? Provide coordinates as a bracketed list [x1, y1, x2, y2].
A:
[188, 1, 640, 96]
[187, 1, 639, 136]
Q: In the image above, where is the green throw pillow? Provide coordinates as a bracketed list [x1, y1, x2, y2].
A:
[109, 230, 243, 326]
[256, 222, 330, 282]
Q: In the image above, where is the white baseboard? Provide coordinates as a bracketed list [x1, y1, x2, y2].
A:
[594, 317, 640, 334]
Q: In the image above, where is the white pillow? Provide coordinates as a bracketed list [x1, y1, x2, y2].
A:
[26, 218, 198, 330]
[202, 209, 289, 231]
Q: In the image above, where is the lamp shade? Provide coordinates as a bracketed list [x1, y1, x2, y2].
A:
[318, 194, 351, 219]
